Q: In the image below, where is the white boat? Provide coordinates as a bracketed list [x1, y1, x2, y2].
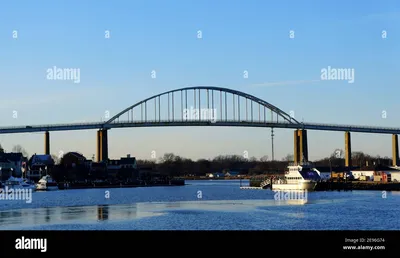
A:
[35, 175, 58, 191]
[3, 176, 36, 191]
[272, 162, 321, 191]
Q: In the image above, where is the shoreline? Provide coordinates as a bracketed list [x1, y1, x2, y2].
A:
[182, 177, 251, 180]
[58, 184, 185, 190]
[57, 179, 185, 190]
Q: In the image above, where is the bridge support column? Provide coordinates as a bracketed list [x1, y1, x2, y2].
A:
[101, 130, 108, 162]
[392, 134, 399, 167]
[294, 129, 308, 164]
[294, 130, 300, 164]
[97, 129, 108, 162]
[97, 130, 102, 162]
[44, 131, 50, 155]
[345, 132, 352, 167]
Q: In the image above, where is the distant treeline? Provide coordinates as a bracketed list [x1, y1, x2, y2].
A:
[138, 151, 394, 176]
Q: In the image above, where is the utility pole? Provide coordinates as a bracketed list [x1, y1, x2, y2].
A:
[271, 128, 275, 161]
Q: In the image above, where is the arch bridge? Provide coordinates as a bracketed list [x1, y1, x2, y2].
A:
[98, 86, 301, 162]
[104, 86, 300, 125]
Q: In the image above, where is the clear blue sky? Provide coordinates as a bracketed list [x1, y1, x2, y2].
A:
[0, 0, 399, 161]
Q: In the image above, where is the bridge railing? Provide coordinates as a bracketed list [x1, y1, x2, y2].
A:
[304, 122, 400, 130]
[0, 122, 105, 130]
[1, 120, 400, 132]
[109, 119, 294, 124]
[109, 119, 400, 130]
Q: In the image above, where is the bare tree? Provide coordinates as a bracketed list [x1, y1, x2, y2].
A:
[0, 143, 4, 153]
[249, 156, 257, 162]
[282, 154, 294, 162]
[260, 155, 269, 162]
[160, 153, 176, 163]
[12, 144, 28, 157]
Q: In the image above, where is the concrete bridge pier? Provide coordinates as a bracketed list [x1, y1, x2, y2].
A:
[345, 131, 351, 167]
[44, 131, 50, 155]
[294, 129, 308, 164]
[97, 129, 108, 162]
[393, 134, 399, 167]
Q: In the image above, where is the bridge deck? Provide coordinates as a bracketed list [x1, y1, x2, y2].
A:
[0, 120, 400, 134]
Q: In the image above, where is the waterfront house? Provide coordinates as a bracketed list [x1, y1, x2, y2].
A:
[28, 154, 55, 180]
[91, 162, 107, 180]
[120, 155, 138, 179]
[0, 156, 13, 180]
[106, 155, 138, 180]
[120, 155, 137, 169]
[107, 159, 121, 178]
[61, 152, 86, 167]
[0, 152, 25, 177]
[84, 160, 92, 170]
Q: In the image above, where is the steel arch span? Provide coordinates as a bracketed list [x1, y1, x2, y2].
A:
[105, 86, 300, 125]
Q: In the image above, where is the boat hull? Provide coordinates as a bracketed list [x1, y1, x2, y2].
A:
[272, 181, 317, 191]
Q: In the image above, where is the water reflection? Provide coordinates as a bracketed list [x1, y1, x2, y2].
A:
[165, 202, 182, 208]
[0, 210, 23, 226]
[45, 207, 52, 223]
[275, 199, 309, 205]
[97, 205, 109, 221]
[0, 203, 159, 229]
[0, 199, 322, 229]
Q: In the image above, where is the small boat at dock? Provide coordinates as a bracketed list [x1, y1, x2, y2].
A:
[3, 176, 35, 190]
[36, 175, 58, 191]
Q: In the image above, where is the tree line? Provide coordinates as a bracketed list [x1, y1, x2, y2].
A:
[0, 144, 394, 177]
[138, 150, 394, 176]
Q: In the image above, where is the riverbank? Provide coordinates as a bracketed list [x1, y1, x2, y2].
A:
[57, 179, 185, 190]
[183, 176, 252, 180]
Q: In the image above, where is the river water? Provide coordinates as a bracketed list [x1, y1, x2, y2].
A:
[0, 180, 399, 230]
